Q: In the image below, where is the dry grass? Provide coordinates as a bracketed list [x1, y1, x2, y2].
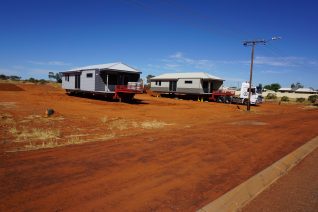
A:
[24, 139, 60, 151]
[66, 136, 84, 145]
[140, 120, 169, 129]
[20, 114, 65, 123]
[1, 113, 16, 125]
[94, 134, 116, 141]
[49, 83, 62, 88]
[0, 102, 17, 109]
[302, 105, 318, 110]
[4, 118, 16, 125]
[107, 118, 131, 130]
[230, 120, 268, 126]
[101, 116, 108, 124]
[16, 128, 60, 141]
[102, 117, 170, 131]
[9, 127, 18, 134]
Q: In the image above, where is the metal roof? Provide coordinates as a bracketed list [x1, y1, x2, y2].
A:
[63, 62, 141, 73]
[151, 72, 223, 81]
[278, 88, 293, 91]
[295, 88, 316, 92]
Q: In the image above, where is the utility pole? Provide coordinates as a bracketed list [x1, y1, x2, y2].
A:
[243, 37, 281, 111]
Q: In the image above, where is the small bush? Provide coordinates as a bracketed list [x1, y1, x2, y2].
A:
[266, 93, 277, 100]
[308, 95, 318, 103]
[38, 79, 47, 84]
[296, 98, 305, 103]
[281, 96, 289, 102]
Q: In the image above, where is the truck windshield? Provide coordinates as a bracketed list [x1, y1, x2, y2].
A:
[247, 88, 256, 94]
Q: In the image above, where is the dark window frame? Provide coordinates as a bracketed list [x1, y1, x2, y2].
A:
[185, 80, 192, 84]
[86, 73, 93, 78]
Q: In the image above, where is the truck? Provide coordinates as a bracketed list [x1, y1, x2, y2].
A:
[209, 82, 263, 105]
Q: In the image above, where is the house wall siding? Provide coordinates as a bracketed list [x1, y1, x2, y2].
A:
[80, 70, 96, 91]
[177, 78, 202, 89]
[62, 74, 75, 90]
[95, 70, 105, 91]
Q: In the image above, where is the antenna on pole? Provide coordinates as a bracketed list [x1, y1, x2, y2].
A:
[243, 36, 281, 111]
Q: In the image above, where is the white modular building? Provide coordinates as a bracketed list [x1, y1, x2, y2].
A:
[150, 72, 224, 95]
[61, 62, 143, 101]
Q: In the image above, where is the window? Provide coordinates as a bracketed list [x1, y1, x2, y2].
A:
[155, 81, 161, 86]
[155, 81, 158, 85]
[65, 74, 69, 81]
[185, 80, 192, 84]
[159, 81, 161, 86]
[86, 73, 93, 78]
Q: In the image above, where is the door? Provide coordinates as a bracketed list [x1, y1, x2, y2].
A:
[75, 74, 80, 89]
[169, 81, 177, 92]
[203, 81, 209, 93]
[210, 81, 213, 93]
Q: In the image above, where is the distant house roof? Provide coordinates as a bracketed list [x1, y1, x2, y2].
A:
[151, 72, 223, 81]
[278, 88, 293, 92]
[295, 88, 316, 93]
[62, 62, 141, 73]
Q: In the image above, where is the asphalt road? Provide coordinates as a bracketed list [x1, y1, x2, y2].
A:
[243, 148, 318, 212]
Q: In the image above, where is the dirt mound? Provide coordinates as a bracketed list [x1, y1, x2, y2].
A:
[0, 83, 24, 91]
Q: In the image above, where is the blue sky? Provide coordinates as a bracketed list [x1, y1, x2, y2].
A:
[0, 0, 317, 88]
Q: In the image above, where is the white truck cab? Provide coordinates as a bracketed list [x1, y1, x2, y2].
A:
[240, 82, 262, 105]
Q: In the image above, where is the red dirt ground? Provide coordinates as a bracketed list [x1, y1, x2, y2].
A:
[1, 82, 318, 211]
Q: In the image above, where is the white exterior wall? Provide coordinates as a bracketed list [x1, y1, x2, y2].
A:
[62, 75, 75, 89]
[177, 78, 201, 89]
[151, 81, 170, 88]
[151, 79, 202, 89]
[80, 70, 95, 91]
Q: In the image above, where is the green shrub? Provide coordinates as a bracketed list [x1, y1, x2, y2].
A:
[281, 96, 289, 102]
[296, 98, 305, 103]
[28, 77, 37, 83]
[266, 93, 277, 100]
[38, 79, 47, 84]
[308, 95, 318, 103]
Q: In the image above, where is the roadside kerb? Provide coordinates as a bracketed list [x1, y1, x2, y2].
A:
[198, 136, 318, 212]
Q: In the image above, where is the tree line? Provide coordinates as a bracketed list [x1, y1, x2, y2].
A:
[262, 82, 314, 92]
[0, 72, 62, 83]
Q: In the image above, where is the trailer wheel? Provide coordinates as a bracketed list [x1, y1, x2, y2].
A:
[216, 97, 223, 103]
[224, 97, 231, 104]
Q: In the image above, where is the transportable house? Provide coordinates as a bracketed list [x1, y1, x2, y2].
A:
[150, 72, 224, 95]
[61, 62, 143, 100]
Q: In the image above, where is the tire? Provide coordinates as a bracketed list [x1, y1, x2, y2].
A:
[217, 96, 224, 103]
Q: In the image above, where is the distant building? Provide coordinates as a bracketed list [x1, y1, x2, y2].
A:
[294, 88, 317, 94]
[278, 88, 293, 93]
